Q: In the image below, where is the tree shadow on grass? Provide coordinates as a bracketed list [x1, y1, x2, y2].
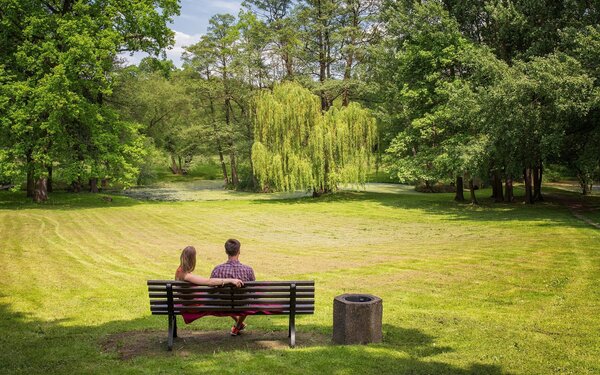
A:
[102, 321, 508, 374]
[2, 184, 595, 231]
[0, 300, 507, 374]
[101, 322, 452, 360]
[0, 191, 144, 211]
[250, 188, 594, 229]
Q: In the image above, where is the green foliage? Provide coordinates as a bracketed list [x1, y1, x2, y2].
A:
[445, 0, 600, 62]
[138, 57, 177, 78]
[110, 69, 191, 158]
[378, 1, 490, 184]
[377, 0, 600, 196]
[181, 13, 255, 187]
[251, 82, 376, 192]
[0, 0, 180, 198]
[242, 0, 301, 80]
[481, 53, 595, 177]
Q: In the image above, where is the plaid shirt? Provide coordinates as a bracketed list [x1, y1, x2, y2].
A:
[210, 259, 256, 282]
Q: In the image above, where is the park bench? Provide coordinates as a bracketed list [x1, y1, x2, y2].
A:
[147, 280, 315, 350]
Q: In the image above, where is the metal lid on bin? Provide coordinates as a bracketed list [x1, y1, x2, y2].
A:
[334, 293, 381, 305]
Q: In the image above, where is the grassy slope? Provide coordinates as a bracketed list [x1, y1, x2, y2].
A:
[0, 187, 599, 374]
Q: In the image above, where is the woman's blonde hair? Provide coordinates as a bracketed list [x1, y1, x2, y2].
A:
[179, 246, 196, 273]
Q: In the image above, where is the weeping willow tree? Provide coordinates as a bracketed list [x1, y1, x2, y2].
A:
[251, 82, 377, 193]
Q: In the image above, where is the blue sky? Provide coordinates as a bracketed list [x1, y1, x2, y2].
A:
[121, 0, 243, 67]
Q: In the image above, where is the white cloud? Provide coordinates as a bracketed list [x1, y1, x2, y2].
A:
[118, 30, 202, 68]
[165, 30, 203, 67]
[209, 0, 242, 12]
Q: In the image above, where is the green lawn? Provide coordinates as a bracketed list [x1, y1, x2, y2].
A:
[0, 185, 599, 374]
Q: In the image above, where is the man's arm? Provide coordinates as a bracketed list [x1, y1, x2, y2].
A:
[210, 266, 219, 279]
[249, 267, 256, 282]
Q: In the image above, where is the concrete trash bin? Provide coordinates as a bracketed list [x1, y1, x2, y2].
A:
[333, 294, 383, 345]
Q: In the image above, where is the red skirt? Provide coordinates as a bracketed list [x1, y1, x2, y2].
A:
[178, 304, 281, 324]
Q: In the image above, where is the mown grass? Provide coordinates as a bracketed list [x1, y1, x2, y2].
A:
[0, 185, 599, 374]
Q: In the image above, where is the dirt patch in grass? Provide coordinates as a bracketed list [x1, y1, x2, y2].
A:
[101, 329, 331, 360]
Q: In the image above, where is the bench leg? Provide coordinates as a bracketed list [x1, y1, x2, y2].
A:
[167, 314, 175, 351]
[173, 315, 178, 338]
[288, 313, 296, 348]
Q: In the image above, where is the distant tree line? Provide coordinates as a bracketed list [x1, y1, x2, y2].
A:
[109, 0, 382, 193]
[2, 0, 599, 202]
[377, 0, 600, 202]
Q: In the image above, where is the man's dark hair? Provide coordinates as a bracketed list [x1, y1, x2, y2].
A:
[225, 238, 241, 256]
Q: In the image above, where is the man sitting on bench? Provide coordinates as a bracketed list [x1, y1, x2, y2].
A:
[211, 239, 256, 336]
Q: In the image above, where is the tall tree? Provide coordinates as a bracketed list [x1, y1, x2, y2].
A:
[338, 0, 381, 106]
[183, 37, 231, 184]
[297, 0, 342, 110]
[242, 0, 300, 79]
[207, 14, 243, 187]
[251, 82, 377, 193]
[559, 25, 600, 194]
[0, 0, 179, 201]
[481, 53, 595, 203]
[377, 0, 492, 202]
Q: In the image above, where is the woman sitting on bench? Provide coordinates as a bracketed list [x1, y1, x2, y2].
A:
[176, 245, 243, 287]
[175, 246, 244, 324]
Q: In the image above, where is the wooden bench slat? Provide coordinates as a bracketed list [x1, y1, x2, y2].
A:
[149, 298, 315, 304]
[150, 305, 315, 312]
[150, 310, 314, 316]
[149, 299, 315, 306]
[149, 286, 314, 293]
[148, 292, 314, 299]
[147, 280, 314, 286]
[148, 286, 315, 292]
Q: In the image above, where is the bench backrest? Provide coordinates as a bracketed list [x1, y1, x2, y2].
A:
[147, 280, 315, 316]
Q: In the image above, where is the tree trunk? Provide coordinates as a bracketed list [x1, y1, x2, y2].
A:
[283, 51, 293, 79]
[223, 98, 236, 185]
[454, 176, 465, 202]
[576, 170, 590, 195]
[494, 171, 504, 202]
[524, 168, 534, 204]
[342, 59, 352, 107]
[170, 154, 180, 174]
[209, 97, 229, 185]
[582, 183, 589, 195]
[222, 57, 239, 187]
[218, 151, 229, 185]
[491, 172, 498, 199]
[342, 5, 358, 107]
[229, 150, 239, 186]
[533, 164, 543, 202]
[71, 176, 82, 193]
[178, 156, 183, 175]
[101, 178, 108, 189]
[89, 178, 99, 193]
[27, 169, 35, 198]
[504, 175, 514, 202]
[225, 130, 238, 188]
[325, 29, 331, 79]
[47, 165, 53, 193]
[26, 152, 34, 197]
[317, 1, 328, 111]
[33, 177, 48, 203]
[182, 155, 193, 175]
[469, 179, 478, 204]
